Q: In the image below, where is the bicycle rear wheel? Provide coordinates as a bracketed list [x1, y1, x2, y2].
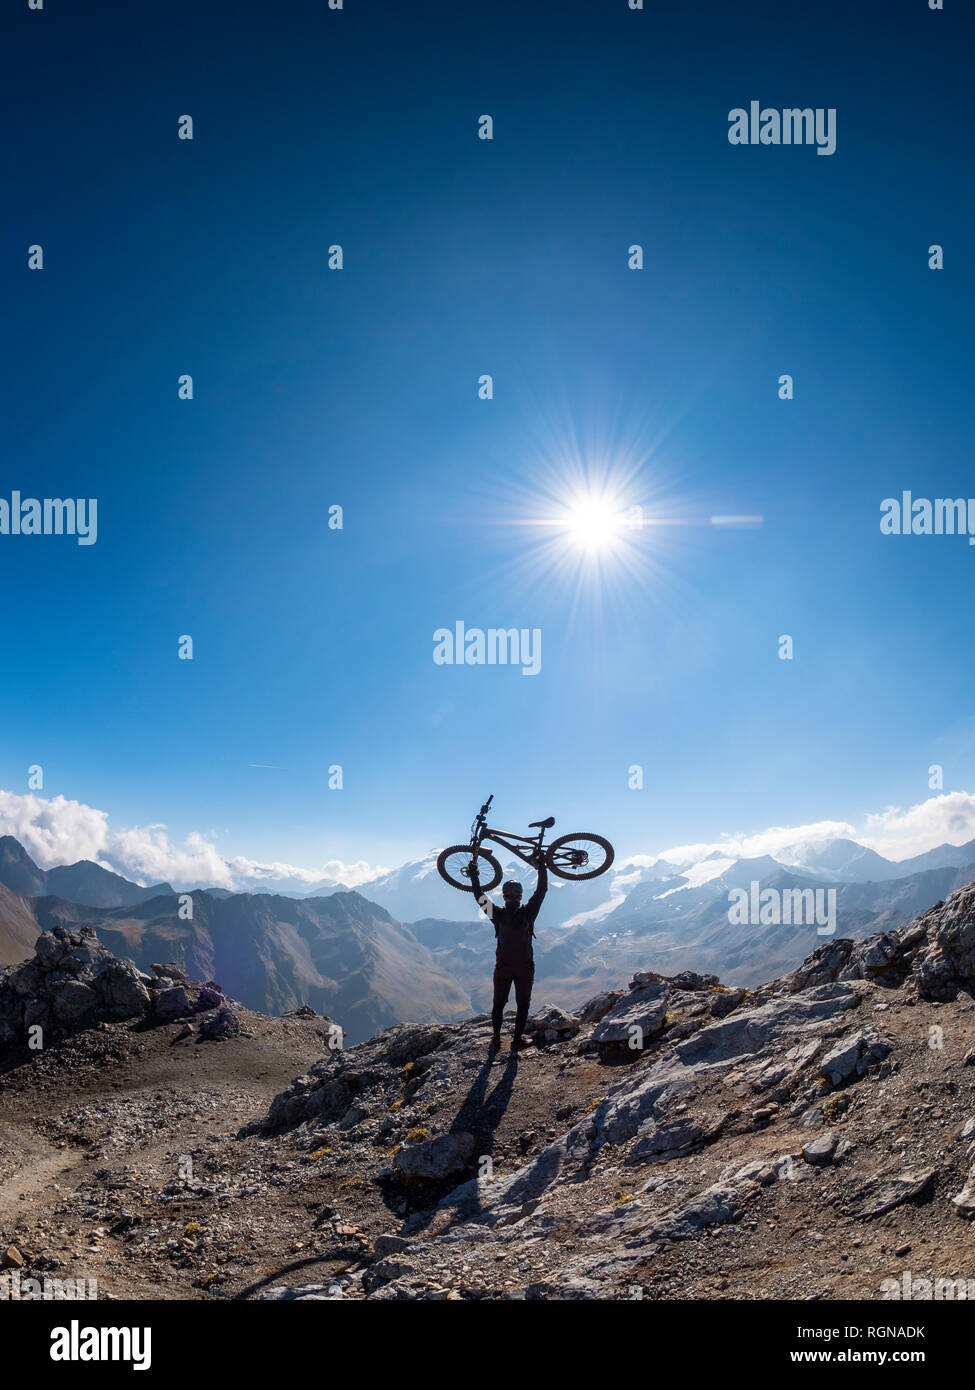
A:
[436, 845, 503, 893]
[546, 833, 615, 880]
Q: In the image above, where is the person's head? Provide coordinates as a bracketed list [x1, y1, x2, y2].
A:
[502, 879, 523, 904]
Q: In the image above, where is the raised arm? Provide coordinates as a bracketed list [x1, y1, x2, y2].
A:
[526, 857, 548, 922]
[468, 861, 495, 921]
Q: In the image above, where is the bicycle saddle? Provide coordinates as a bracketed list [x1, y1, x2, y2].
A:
[529, 816, 555, 829]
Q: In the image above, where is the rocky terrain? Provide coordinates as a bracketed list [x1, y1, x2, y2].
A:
[4, 883, 975, 1300]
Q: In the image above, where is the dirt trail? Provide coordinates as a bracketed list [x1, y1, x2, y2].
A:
[0, 1118, 82, 1223]
[0, 1010, 335, 1298]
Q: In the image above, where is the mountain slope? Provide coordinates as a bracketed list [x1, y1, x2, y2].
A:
[0, 882, 41, 964]
[594, 857, 975, 988]
[32, 889, 472, 1044]
[0, 836, 173, 908]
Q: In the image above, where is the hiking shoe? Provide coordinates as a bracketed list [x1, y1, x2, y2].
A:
[511, 1035, 534, 1051]
[489, 1034, 502, 1053]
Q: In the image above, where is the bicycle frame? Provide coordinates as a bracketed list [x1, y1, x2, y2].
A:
[475, 824, 548, 866]
[469, 797, 549, 866]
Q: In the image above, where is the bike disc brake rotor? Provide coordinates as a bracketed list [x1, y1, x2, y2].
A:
[561, 849, 588, 867]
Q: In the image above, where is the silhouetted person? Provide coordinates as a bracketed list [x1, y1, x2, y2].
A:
[469, 857, 547, 1053]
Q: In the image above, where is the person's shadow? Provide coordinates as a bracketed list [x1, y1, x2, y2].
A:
[403, 1049, 520, 1231]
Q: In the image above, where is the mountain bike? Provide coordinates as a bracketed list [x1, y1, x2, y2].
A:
[437, 794, 615, 894]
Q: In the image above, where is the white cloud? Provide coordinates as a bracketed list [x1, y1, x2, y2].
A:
[4, 787, 975, 900]
[647, 796, 975, 869]
[650, 819, 857, 868]
[860, 792, 975, 861]
[0, 791, 110, 866]
[0, 789, 387, 892]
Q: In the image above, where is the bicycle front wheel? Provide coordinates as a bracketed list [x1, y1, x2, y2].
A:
[546, 833, 615, 880]
[436, 845, 503, 893]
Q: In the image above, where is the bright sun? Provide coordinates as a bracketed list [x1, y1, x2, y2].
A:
[562, 493, 626, 552]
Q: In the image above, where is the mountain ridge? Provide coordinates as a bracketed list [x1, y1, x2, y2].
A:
[0, 835, 174, 909]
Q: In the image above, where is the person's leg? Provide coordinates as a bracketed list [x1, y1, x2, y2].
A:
[512, 964, 535, 1041]
[491, 966, 513, 1042]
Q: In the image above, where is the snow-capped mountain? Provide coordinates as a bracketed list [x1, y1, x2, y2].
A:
[353, 850, 633, 925]
[322, 835, 975, 932]
[771, 837, 902, 882]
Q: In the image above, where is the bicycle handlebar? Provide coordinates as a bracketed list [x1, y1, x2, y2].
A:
[472, 794, 494, 840]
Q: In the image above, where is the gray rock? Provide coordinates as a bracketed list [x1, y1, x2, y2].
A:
[96, 962, 152, 1016]
[629, 1116, 703, 1164]
[372, 1234, 412, 1260]
[0, 928, 155, 1050]
[855, 1168, 937, 1219]
[630, 970, 666, 989]
[22, 999, 51, 1031]
[153, 985, 190, 1020]
[362, 1258, 418, 1293]
[820, 1030, 891, 1086]
[198, 1006, 245, 1041]
[663, 1181, 749, 1236]
[526, 1004, 579, 1041]
[801, 1131, 839, 1165]
[152, 961, 188, 983]
[592, 979, 669, 1047]
[34, 933, 67, 967]
[710, 987, 747, 1018]
[733, 1159, 778, 1186]
[338, 1101, 371, 1131]
[772, 880, 975, 1005]
[254, 1283, 340, 1301]
[51, 979, 98, 1025]
[442, 982, 862, 1236]
[952, 1166, 975, 1218]
[393, 1130, 475, 1179]
[668, 971, 720, 992]
[578, 990, 623, 1026]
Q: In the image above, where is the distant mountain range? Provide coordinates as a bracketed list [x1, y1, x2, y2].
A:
[0, 835, 173, 908]
[32, 888, 471, 1045]
[348, 834, 975, 925]
[4, 831, 975, 1033]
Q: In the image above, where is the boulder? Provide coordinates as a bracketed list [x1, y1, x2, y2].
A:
[0, 926, 155, 1050]
[198, 1006, 245, 1042]
[669, 971, 720, 992]
[372, 1234, 412, 1260]
[338, 1101, 371, 1131]
[152, 961, 188, 983]
[820, 1030, 891, 1086]
[153, 985, 191, 1020]
[801, 1131, 839, 1165]
[526, 1004, 579, 1042]
[710, 987, 747, 1017]
[592, 979, 669, 1047]
[196, 982, 225, 1010]
[577, 990, 622, 1026]
[51, 979, 98, 1026]
[96, 962, 152, 1016]
[393, 1130, 475, 1180]
[951, 1166, 975, 1218]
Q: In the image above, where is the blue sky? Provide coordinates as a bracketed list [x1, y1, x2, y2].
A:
[3, 0, 975, 884]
